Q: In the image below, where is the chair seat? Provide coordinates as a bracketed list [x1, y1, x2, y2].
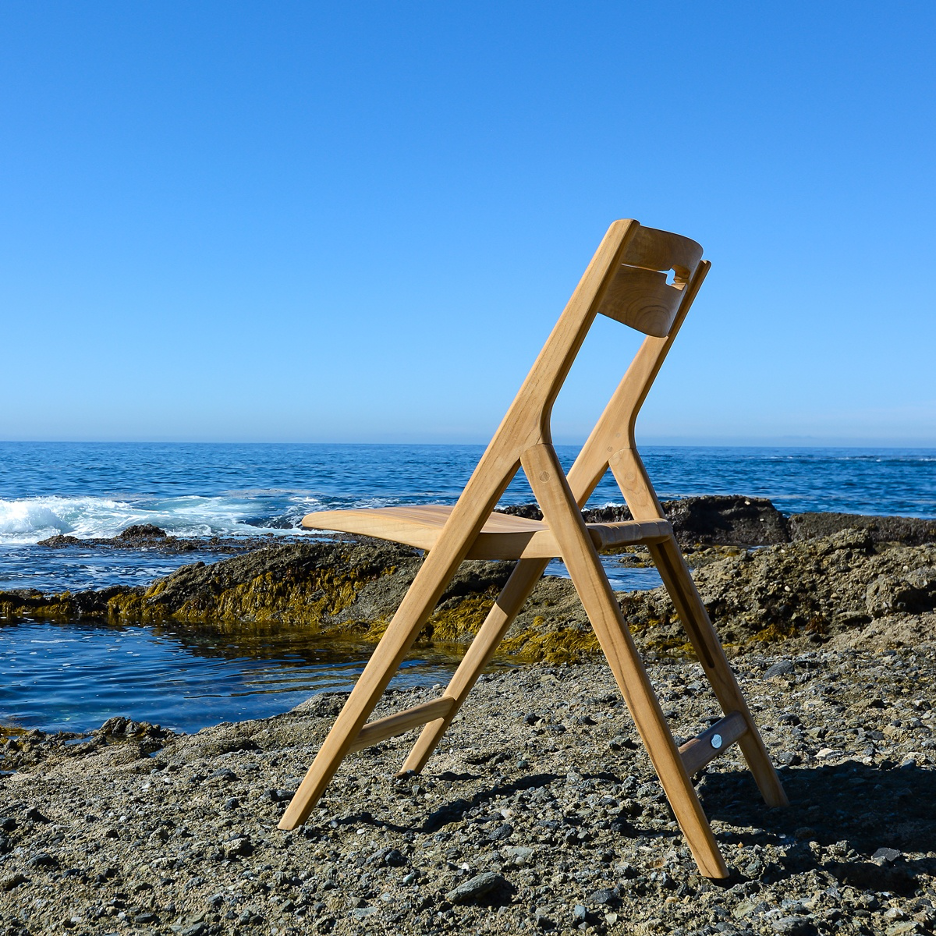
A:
[302, 504, 671, 560]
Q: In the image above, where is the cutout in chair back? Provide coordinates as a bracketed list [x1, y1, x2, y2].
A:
[597, 225, 704, 337]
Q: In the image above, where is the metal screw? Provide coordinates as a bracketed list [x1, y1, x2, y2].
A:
[711, 733, 723, 750]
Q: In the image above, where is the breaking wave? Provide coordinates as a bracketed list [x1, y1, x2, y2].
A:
[0, 491, 352, 546]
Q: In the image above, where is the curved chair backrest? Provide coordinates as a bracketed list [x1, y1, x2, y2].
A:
[597, 225, 704, 336]
[490, 220, 708, 464]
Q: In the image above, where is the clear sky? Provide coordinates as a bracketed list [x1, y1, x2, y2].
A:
[1, 2, 934, 447]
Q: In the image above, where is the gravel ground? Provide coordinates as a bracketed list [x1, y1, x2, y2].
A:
[2, 645, 935, 936]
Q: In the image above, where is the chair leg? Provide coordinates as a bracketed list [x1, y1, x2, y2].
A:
[279, 545, 469, 830]
[523, 444, 729, 879]
[647, 537, 789, 808]
[400, 557, 550, 775]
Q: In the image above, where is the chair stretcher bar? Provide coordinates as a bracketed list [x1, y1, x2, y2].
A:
[678, 711, 749, 775]
[348, 696, 456, 754]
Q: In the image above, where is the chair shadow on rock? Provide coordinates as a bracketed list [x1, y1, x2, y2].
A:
[280, 220, 788, 879]
[697, 758, 936, 892]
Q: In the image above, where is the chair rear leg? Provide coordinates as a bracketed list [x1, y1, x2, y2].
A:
[648, 537, 788, 808]
[561, 555, 728, 877]
[279, 548, 467, 830]
[401, 557, 550, 774]
[524, 444, 729, 878]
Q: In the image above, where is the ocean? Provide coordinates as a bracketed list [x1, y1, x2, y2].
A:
[1, 442, 933, 734]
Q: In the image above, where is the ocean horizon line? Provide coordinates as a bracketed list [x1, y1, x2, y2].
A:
[2, 439, 935, 450]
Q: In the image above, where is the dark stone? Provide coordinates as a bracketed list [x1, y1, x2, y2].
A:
[587, 887, 619, 906]
[789, 512, 936, 546]
[445, 871, 507, 904]
[871, 846, 902, 864]
[488, 823, 514, 842]
[382, 848, 406, 867]
[27, 853, 56, 869]
[261, 789, 294, 803]
[118, 524, 168, 541]
[764, 660, 795, 678]
[659, 496, 790, 546]
[771, 917, 817, 936]
[501, 494, 791, 546]
[209, 769, 238, 782]
[35, 535, 83, 548]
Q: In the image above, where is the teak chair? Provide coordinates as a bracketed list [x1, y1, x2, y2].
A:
[280, 220, 787, 878]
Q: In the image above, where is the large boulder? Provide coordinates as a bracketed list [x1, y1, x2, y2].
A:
[501, 495, 790, 546]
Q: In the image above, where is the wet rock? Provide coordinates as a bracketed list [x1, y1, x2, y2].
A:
[662, 495, 790, 546]
[35, 534, 82, 548]
[6, 505, 936, 666]
[117, 524, 169, 541]
[98, 716, 132, 735]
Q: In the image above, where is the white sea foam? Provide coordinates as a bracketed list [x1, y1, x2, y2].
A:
[0, 493, 334, 546]
[0, 489, 415, 546]
[0, 496, 127, 544]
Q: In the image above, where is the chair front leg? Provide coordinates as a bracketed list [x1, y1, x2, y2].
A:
[279, 541, 472, 829]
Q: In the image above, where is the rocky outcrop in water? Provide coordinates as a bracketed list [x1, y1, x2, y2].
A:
[499, 495, 792, 546]
[37, 524, 266, 554]
[2, 499, 935, 661]
[502, 495, 936, 548]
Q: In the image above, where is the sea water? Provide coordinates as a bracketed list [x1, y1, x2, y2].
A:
[1, 442, 933, 733]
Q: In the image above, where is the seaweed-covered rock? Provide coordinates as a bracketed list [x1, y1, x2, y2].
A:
[5, 510, 936, 661]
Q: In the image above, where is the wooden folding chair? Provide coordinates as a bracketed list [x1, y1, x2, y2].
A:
[280, 220, 787, 878]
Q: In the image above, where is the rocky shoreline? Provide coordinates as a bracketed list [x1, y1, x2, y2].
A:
[2, 497, 934, 663]
[1, 497, 935, 934]
[1, 649, 935, 935]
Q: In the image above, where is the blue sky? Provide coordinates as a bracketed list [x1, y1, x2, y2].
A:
[1, 2, 934, 446]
